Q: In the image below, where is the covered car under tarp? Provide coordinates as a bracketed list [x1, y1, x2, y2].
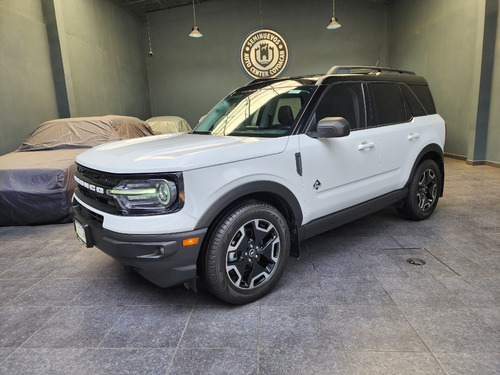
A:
[145, 116, 191, 134]
[0, 115, 154, 226]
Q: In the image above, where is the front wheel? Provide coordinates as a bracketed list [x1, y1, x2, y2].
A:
[399, 159, 442, 220]
[202, 201, 290, 304]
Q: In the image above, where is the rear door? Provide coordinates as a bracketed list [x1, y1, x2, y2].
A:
[369, 82, 427, 191]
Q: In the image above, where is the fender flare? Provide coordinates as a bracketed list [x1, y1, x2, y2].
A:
[407, 143, 445, 196]
[194, 180, 303, 230]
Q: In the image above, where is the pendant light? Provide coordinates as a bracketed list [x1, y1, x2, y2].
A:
[327, 0, 341, 29]
[146, 14, 153, 55]
[189, 0, 203, 38]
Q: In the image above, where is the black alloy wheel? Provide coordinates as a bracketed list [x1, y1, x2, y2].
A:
[202, 201, 290, 304]
[399, 159, 442, 220]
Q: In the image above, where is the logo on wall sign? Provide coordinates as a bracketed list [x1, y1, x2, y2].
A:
[239, 29, 289, 79]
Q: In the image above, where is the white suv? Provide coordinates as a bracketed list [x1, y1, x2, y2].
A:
[73, 66, 446, 304]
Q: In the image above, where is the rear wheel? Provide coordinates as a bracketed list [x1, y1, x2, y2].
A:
[399, 159, 441, 220]
[202, 201, 290, 304]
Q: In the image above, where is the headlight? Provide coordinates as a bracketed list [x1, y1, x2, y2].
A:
[108, 179, 178, 215]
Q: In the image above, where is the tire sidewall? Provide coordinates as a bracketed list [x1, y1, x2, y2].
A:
[406, 159, 441, 220]
[205, 201, 290, 304]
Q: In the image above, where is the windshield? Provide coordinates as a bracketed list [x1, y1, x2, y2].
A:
[193, 80, 316, 137]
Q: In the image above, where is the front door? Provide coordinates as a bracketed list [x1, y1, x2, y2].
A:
[298, 83, 382, 225]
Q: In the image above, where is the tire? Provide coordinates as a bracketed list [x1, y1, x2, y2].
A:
[202, 200, 290, 304]
[399, 159, 442, 220]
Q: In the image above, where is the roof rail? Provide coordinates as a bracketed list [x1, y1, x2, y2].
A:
[327, 65, 416, 75]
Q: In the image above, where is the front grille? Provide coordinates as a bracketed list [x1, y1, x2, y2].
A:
[75, 165, 121, 215]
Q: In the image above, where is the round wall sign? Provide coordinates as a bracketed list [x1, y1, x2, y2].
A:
[239, 29, 290, 79]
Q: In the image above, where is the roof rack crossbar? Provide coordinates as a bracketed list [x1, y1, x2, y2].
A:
[327, 65, 416, 75]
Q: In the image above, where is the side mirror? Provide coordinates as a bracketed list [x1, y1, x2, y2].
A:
[309, 117, 351, 138]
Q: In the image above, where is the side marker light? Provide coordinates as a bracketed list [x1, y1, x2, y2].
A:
[182, 237, 199, 247]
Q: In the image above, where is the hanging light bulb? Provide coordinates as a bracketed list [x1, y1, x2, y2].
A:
[327, 0, 341, 29]
[189, 0, 203, 38]
[146, 14, 153, 55]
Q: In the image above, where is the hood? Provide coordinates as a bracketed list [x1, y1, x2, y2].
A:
[76, 133, 289, 173]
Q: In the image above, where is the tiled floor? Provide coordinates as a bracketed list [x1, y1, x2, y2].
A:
[0, 158, 499, 375]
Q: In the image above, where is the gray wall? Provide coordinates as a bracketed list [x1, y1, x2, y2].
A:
[0, 0, 150, 155]
[59, 0, 150, 118]
[486, 1, 500, 164]
[146, 0, 391, 127]
[389, 0, 499, 165]
[0, 0, 59, 154]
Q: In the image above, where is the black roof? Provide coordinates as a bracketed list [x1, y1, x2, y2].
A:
[243, 65, 429, 90]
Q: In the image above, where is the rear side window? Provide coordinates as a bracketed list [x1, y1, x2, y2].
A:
[400, 84, 427, 117]
[314, 83, 366, 130]
[368, 83, 410, 126]
[409, 85, 436, 114]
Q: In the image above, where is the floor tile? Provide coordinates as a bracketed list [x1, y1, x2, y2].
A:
[69, 277, 144, 306]
[346, 351, 445, 375]
[132, 284, 199, 306]
[332, 305, 427, 351]
[378, 276, 464, 307]
[259, 349, 349, 375]
[89, 348, 174, 375]
[0, 348, 14, 363]
[260, 305, 341, 350]
[435, 352, 500, 375]
[472, 307, 500, 332]
[169, 349, 257, 375]
[180, 304, 260, 349]
[319, 275, 394, 306]
[0, 279, 40, 307]
[100, 305, 192, 348]
[437, 276, 500, 308]
[22, 306, 126, 348]
[49, 250, 126, 278]
[1, 257, 68, 279]
[401, 306, 500, 353]
[0, 348, 174, 375]
[0, 348, 94, 375]
[359, 253, 408, 278]
[0, 305, 61, 348]
[0, 240, 49, 258]
[260, 258, 325, 306]
[10, 277, 92, 307]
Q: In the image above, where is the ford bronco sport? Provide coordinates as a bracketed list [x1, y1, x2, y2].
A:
[73, 66, 446, 304]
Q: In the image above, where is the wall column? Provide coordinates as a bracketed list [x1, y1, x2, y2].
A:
[41, 0, 76, 118]
[467, 0, 498, 165]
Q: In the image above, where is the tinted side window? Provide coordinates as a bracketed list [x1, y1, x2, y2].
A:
[409, 85, 436, 114]
[314, 83, 365, 130]
[400, 84, 427, 117]
[368, 83, 409, 126]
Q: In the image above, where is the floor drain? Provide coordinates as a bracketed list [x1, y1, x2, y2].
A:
[407, 258, 426, 266]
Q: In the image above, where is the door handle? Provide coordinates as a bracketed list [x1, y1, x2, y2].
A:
[408, 133, 420, 140]
[358, 141, 375, 150]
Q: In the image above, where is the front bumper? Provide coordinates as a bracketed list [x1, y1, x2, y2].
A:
[72, 198, 207, 288]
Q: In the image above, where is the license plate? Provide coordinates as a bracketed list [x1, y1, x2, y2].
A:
[74, 220, 88, 247]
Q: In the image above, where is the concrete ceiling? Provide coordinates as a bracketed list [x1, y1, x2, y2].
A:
[115, 0, 207, 20]
[116, 0, 392, 21]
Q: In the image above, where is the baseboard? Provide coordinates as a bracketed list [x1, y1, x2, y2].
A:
[444, 153, 500, 168]
[444, 153, 467, 161]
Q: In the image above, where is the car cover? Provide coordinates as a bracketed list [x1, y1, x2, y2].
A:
[19, 115, 154, 151]
[0, 149, 81, 225]
[0, 115, 154, 226]
[146, 116, 191, 134]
